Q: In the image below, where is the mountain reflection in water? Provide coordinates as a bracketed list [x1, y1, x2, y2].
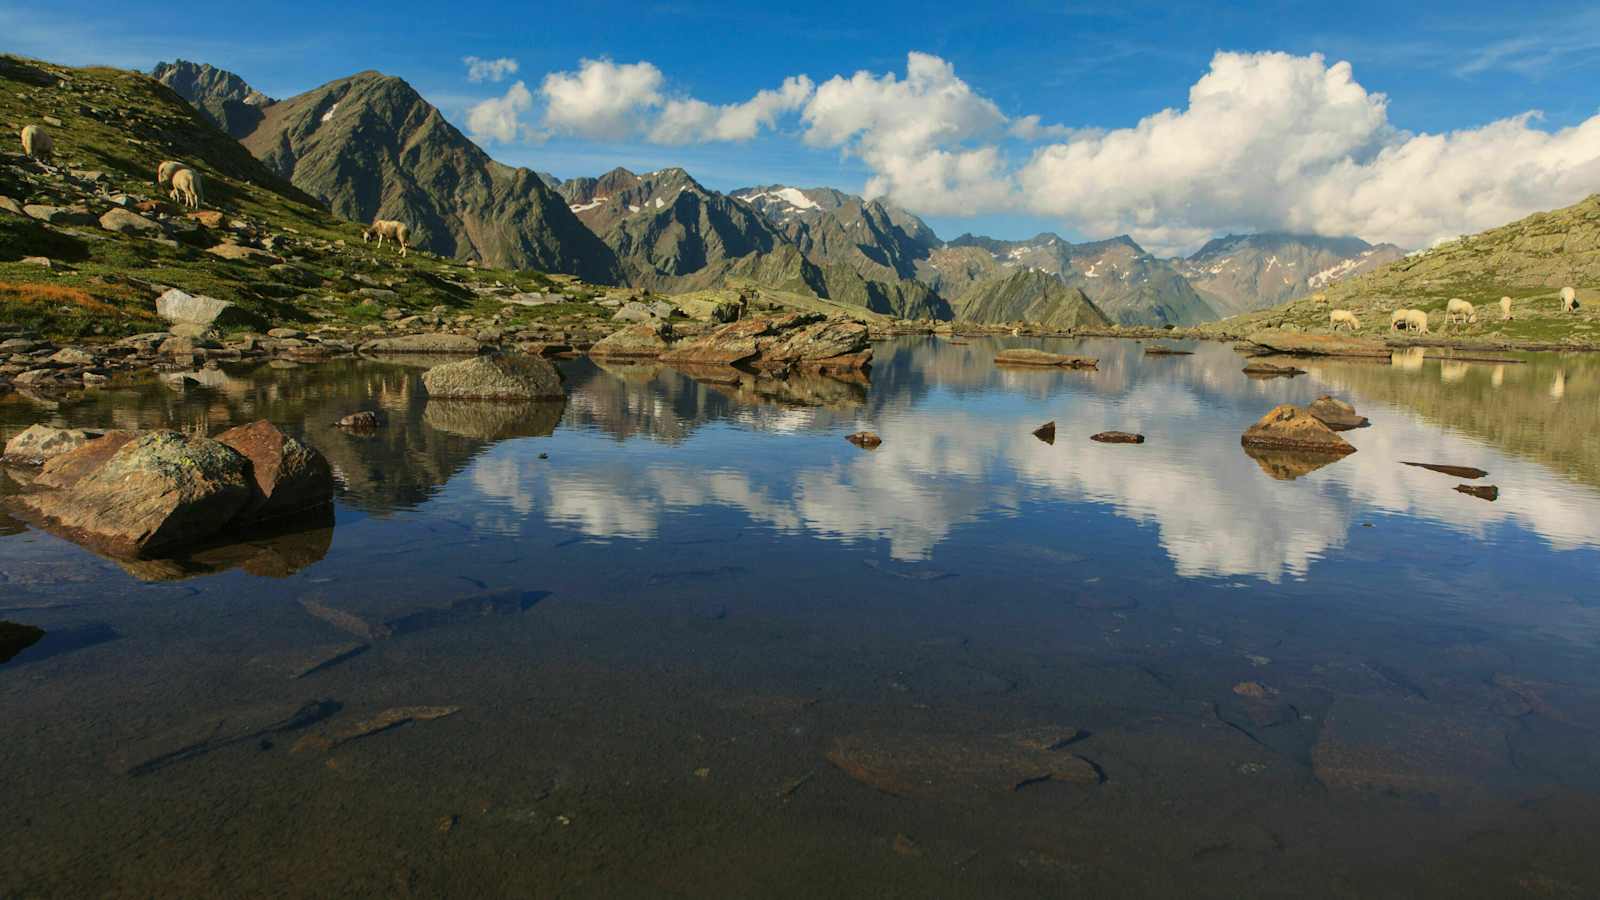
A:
[3, 337, 1600, 897]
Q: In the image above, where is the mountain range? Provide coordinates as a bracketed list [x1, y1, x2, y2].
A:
[155, 59, 1401, 328]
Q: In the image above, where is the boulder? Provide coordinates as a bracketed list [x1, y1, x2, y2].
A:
[421, 354, 565, 401]
[156, 288, 241, 329]
[660, 313, 871, 373]
[206, 243, 279, 263]
[216, 421, 334, 523]
[186, 210, 225, 229]
[3, 424, 102, 465]
[589, 322, 676, 359]
[23, 205, 98, 227]
[1455, 484, 1499, 501]
[1090, 431, 1145, 444]
[35, 431, 137, 489]
[360, 333, 482, 354]
[98, 208, 163, 236]
[1307, 396, 1369, 431]
[48, 347, 94, 366]
[1241, 361, 1307, 378]
[993, 349, 1098, 368]
[10, 431, 254, 557]
[1240, 405, 1355, 455]
[612, 301, 660, 323]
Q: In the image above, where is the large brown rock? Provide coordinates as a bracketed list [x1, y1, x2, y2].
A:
[11, 431, 253, 557]
[216, 420, 334, 522]
[3, 424, 102, 465]
[421, 354, 565, 401]
[1307, 396, 1369, 430]
[1241, 404, 1356, 455]
[589, 322, 676, 359]
[659, 313, 871, 373]
[993, 349, 1098, 368]
[34, 431, 137, 489]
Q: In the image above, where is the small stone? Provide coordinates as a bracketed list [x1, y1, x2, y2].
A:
[845, 431, 882, 449]
[1090, 431, 1145, 444]
[1455, 484, 1499, 501]
[1032, 421, 1056, 444]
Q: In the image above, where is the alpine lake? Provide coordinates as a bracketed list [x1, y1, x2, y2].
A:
[3, 335, 1600, 898]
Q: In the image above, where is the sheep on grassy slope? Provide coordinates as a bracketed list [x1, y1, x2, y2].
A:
[1501, 296, 1513, 320]
[169, 167, 203, 210]
[1402, 309, 1430, 333]
[364, 219, 410, 257]
[1561, 286, 1580, 313]
[1329, 309, 1360, 331]
[20, 125, 52, 163]
[156, 160, 185, 188]
[1391, 309, 1409, 331]
[1446, 298, 1477, 325]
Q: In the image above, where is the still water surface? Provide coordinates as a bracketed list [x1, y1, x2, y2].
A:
[3, 337, 1600, 897]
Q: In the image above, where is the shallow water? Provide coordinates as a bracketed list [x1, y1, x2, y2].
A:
[3, 336, 1600, 898]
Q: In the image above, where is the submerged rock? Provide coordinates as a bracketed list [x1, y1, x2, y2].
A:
[1402, 461, 1489, 479]
[1032, 421, 1056, 444]
[827, 730, 1101, 800]
[1307, 396, 1370, 431]
[2, 424, 102, 465]
[993, 349, 1098, 368]
[0, 621, 45, 664]
[216, 420, 335, 523]
[845, 431, 883, 449]
[1091, 431, 1145, 444]
[1241, 405, 1355, 455]
[11, 431, 254, 558]
[1312, 697, 1514, 794]
[291, 705, 461, 754]
[421, 353, 565, 401]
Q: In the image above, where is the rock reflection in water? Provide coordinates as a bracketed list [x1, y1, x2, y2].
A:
[422, 399, 565, 440]
[109, 509, 336, 582]
[1242, 445, 1352, 481]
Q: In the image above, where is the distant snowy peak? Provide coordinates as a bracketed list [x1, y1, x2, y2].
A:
[1175, 233, 1406, 316]
[735, 186, 820, 213]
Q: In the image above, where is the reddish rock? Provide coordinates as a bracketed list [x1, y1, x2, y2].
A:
[845, 431, 882, 449]
[34, 430, 137, 489]
[1241, 405, 1354, 455]
[186, 209, 225, 228]
[216, 420, 335, 522]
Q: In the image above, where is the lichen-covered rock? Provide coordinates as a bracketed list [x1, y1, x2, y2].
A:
[421, 354, 565, 401]
[1241, 404, 1356, 455]
[34, 431, 137, 489]
[360, 333, 482, 354]
[3, 424, 103, 465]
[216, 420, 334, 522]
[11, 431, 253, 557]
[589, 322, 676, 359]
[993, 349, 1098, 368]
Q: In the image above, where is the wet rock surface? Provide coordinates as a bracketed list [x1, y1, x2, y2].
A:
[1241, 404, 1356, 455]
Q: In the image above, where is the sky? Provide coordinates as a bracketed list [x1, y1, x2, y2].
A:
[5, 0, 1600, 254]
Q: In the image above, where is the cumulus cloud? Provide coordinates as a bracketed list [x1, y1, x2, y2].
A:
[463, 55, 519, 83]
[540, 58, 665, 141]
[466, 80, 534, 144]
[649, 75, 814, 144]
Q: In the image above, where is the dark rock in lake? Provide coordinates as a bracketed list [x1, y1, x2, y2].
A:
[336, 411, 381, 430]
[1241, 362, 1307, 378]
[1456, 484, 1499, 501]
[1307, 396, 1370, 430]
[1241, 405, 1355, 455]
[0, 620, 45, 664]
[216, 420, 335, 523]
[1091, 431, 1145, 444]
[1144, 345, 1193, 356]
[846, 431, 883, 449]
[1032, 421, 1056, 444]
[993, 349, 1097, 368]
[1402, 461, 1489, 479]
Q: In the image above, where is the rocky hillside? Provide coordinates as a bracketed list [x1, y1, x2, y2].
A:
[922, 234, 1214, 327]
[732, 185, 939, 283]
[154, 62, 621, 284]
[1175, 233, 1404, 317]
[950, 268, 1111, 329]
[149, 60, 273, 139]
[1203, 193, 1600, 345]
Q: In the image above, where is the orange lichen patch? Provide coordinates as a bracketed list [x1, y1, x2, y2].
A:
[0, 281, 152, 318]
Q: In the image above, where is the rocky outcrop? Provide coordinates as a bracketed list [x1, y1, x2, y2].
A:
[659, 313, 871, 373]
[216, 420, 335, 522]
[589, 322, 676, 359]
[993, 349, 1098, 368]
[1240, 404, 1356, 455]
[360, 333, 482, 354]
[421, 354, 565, 401]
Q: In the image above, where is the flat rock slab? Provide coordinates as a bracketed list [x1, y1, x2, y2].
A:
[112, 700, 338, 775]
[254, 641, 369, 679]
[1403, 461, 1489, 479]
[1312, 697, 1515, 795]
[1242, 362, 1307, 377]
[1241, 404, 1355, 455]
[827, 730, 1101, 800]
[1307, 396, 1370, 430]
[994, 349, 1098, 368]
[1091, 431, 1145, 444]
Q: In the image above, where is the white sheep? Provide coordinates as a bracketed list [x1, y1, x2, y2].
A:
[1500, 296, 1513, 320]
[1446, 298, 1477, 325]
[1402, 309, 1430, 334]
[1390, 309, 1409, 331]
[1561, 286, 1580, 313]
[20, 125, 53, 163]
[156, 159, 185, 189]
[363, 219, 410, 257]
[1329, 309, 1360, 331]
[169, 167, 203, 210]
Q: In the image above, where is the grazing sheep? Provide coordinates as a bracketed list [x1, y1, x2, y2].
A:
[156, 159, 185, 188]
[20, 125, 52, 163]
[1500, 296, 1513, 320]
[1446, 298, 1477, 325]
[1561, 286, 1580, 313]
[1402, 309, 1430, 334]
[363, 219, 410, 257]
[1391, 309, 1409, 331]
[168, 167, 203, 209]
[1329, 309, 1360, 331]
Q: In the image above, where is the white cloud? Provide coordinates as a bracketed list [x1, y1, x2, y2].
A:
[649, 75, 815, 144]
[1008, 114, 1075, 141]
[540, 58, 665, 141]
[463, 55, 519, 83]
[466, 80, 534, 144]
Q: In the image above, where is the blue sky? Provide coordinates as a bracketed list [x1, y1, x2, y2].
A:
[5, 1, 1599, 252]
